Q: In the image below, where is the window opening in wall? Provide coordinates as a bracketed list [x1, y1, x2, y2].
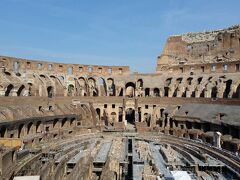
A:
[37, 63, 42, 69]
[180, 67, 183, 73]
[145, 105, 148, 109]
[68, 67, 73, 75]
[119, 68, 123, 74]
[223, 64, 228, 71]
[187, 45, 192, 50]
[88, 66, 93, 73]
[207, 44, 210, 51]
[79, 67, 83, 72]
[59, 65, 63, 71]
[198, 77, 203, 84]
[236, 64, 240, 71]
[27, 62, 31, 68]
[112, 104, 115, 109]
[201, 66, 205, 72]
[104, 104, 107, 108]
[14, 61, 20, 73]
[48, 64, 53, 70]
[211, 65, 216, 72]
[108, 68, 112, 75]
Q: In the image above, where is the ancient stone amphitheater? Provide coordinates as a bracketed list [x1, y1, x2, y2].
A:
[0, 25, 240, 180]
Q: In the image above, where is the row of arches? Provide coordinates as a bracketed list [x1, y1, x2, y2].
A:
[1, 72, 240, 98]
[0, 117, 78, 138]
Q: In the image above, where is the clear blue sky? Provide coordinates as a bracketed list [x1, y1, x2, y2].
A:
[0, 0, 239, 73]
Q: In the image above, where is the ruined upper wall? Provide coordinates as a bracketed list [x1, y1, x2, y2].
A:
[157, 25, 240, 74]
[0, 56, 130, 76]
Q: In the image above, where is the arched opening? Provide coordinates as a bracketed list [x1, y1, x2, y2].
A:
[145, 88, 150, 97]
[160, 108, 165, 118]
[223, 80, 232, 98]
[172, 88, 178, 97]
[61, 118, 67, 128]
[5, 84, 14, 96]
[67, 84, 75, 96]
[125, 108, 135, 125]
[28, 83, 33, 96]
[27, 122, 33, 134]
[198, 77, 203, 84]
[125, 82, 135, 98]
[18, 124, 24, 138]
[164, 87, 169, 97]
[98, 78, 107, 96]
[110, 112, 117, 125]
[118, 107, 123, 122]
[96, 108, 101, 120]
[187, 77, 193, 85]
[137, 79, 143, 88]
[53, 119, 58, 129]
[232, 84, 240, 98]
[153, 88, 160, 97]
[0, 127, 6, 137]
[144, 113, 151, 127]
[47, 86, 54, 98]
[200, 89, 205, 98]
[107, 78, 115, 96]
[88, 78, 98, 96]
[191, 89, 196, 97]
[17, 85, 25, 96]
[70, 118, 76, 127]
[182, 88, 188, 97]
[36, 121, 42, 133]
[211, 86, 218, 98]
[118, 88, 123, 96]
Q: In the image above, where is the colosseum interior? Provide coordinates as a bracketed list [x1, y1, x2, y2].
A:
[0, 25, 240, 180]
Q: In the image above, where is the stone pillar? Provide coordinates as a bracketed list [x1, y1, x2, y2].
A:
[135, 109, 138, 122]
[123, 109, 126, 125]
[214, 132, 222, 149]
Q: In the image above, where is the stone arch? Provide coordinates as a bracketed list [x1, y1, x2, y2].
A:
[223, 80, 232, 98]
[107, 78, 115, 96]
[143, 113, 151, 126]
[164, 87, 170, 97]
[145, 88, 150, 97]
[5, 84, 14, 96]
[187, 77, 193, 85]
[17, 85, 25, 96]
[53, 119, 59, 129]
[36, 121, 42, 133]
[47, 86, 54, 98]
[61, 118, 67, 128]
[27, 122, 33, 134]
[98, 78, 107, 96]
[125, 108, 135, 124]
[110, 112, 117, 124]
[211, 86, 218, 98]
[232, 84, 240, 98]
[0, 126, 6, 137]
[96, 108, 101, 120]
[172, 87, 178, 97]
[18, 124, 24, 138]
[125, 82, 135, 97]
[153, 88, 160, 97]
[70, 118, 76, 127]
[67, 84, 75, 96]
[88, 77, 98, 96]
[77, 77, 87, 96]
